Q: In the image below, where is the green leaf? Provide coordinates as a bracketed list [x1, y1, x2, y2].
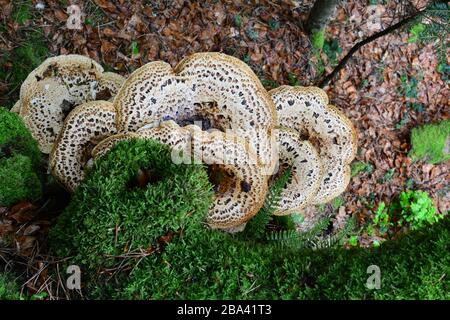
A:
[131, 41, 139, 56]
[348, 235, 358, 247]
[234, 14, 242, 28]
[311, 29, 325, 50]
[407, 23, 426, 43]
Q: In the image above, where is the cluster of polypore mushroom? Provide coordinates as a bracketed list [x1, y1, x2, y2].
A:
[17, 53, 357, 230]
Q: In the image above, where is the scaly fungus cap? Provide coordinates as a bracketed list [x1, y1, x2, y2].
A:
[270, 86, 357, 204]
[49, 100, 117, 192]
[274, 128, 323, 215]
[19, 54, 124, 153]
[114, 52, 277, 174]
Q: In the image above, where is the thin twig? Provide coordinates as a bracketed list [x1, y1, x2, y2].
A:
[317, 8, 426, 88]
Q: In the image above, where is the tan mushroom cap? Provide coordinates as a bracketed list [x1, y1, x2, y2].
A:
[114, 52, 277, 175]
[186, 125, 268, 228]
[174, 52, 278, 173]
[93, 121, 268, 229]
[19, 54, 124, 153]
[20, 78, 73, 153]
[270, 86, 357, 204]
[274, 128, 323, 215]
[20, 54, 104, 101]
[49, 100, 117, 192]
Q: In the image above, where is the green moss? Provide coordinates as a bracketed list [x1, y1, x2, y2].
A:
[311, 28, 325, 50]
[11, 0, 32, 25]
[351, 160, 374, 177]
[0, 108, 42, 206]
[0, 32, 48, 108]
[113, 217, 450, 300]
[0, 272, 22, 300]
[49, 139, 213, 274]
[0, 107, 41, 168]
[409, 120, 450, 164]
[0, 154, 42, 206]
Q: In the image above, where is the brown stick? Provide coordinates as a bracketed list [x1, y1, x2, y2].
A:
[317, 9, 425, 88]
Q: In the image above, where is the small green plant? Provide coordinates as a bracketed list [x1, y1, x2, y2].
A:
[287, 72, 300, 86]
[243, 167, 292, 240]
[268, 18, 280, 30]
[323, 38, 342, 65]
[351, 160, 374, 177]
[379, 168, 395, 183]
[131, 41, 139, 57]
[395, 112, 410, 129]
[396, 190, 443, 230]
[406, 2, 449, 74]
[366, 191, 442, 236]
[245, 27, 258, 41]
[399, 74, 418, 99]
[234, 14, 242, 28]
[331, 196, 344, 210]
[260, 78, 279, 90]
[348, 235, 358, 247]
[372, 202, 393, 235]
[405, 179, 414, 190]
[409, 120, 450, 164]
[407, 23, 426, 43]
[0, 273, 22, 300]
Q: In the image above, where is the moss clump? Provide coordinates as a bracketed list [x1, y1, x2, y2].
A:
[0, 155, 42, 207]
[0, 272, 22, 300]
[0, 107, 41, 167]
[111, 217, 450, 300]
[409, 120, 450, 164]
[0, 108, 42, 206]
[0, 28, 48, 108]
[49, 139, 213, 275]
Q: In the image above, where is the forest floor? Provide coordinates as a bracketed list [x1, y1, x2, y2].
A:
[0, 0, 449, 296]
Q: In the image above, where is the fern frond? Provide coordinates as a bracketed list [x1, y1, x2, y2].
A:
[311, 216, 356, 250]
[266, 216, 330, 249]
[243, 167, 292, 240]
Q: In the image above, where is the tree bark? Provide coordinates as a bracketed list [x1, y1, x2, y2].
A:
[306, 0, 340, 34]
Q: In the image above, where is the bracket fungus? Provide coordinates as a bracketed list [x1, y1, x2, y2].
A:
[114, 52, 277, 174]
[49, 100, 117, 192]
[17, 53, 357, 230]
[17, 54, 125, 153]
[270, 86, 357, 204]
[93, 121, 268, 229]
[274, 128, 323, 215]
